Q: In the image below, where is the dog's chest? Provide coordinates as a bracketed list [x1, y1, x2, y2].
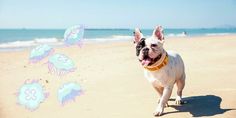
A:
[144, 51, 183, 87]
[144, 65, 176, 87]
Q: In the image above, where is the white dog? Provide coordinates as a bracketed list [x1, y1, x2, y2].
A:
[133, 26, 186, 116]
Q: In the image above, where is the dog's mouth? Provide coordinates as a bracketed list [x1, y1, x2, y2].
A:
[139, 53, 162, 66]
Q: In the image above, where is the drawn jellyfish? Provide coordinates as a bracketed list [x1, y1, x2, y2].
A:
[29, 44, 54, 63]
[64, 25, 85, 46]
[58, 82, 83, 105]
[48, 54, 76, 76]
[16, 79, 49, 111]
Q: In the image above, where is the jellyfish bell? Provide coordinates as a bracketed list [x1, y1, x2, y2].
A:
[48, 54, 76, 76]
[29, 44, 54, 63]
[64, 25, 85, 46]
[16, 79, 49, 111]
[58, 82, 83, 105]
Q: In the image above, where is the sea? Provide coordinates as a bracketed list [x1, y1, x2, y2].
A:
[0, 28, 236, 50]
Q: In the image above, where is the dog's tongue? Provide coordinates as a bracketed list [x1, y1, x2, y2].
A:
[141, 59, 151, 66]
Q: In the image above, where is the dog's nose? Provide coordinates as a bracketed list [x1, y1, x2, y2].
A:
[143, 48, 149, 55]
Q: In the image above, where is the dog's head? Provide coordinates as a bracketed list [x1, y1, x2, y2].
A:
[133, 26, 165, 67]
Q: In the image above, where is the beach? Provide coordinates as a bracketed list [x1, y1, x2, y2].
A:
[0, 35, 236, 118]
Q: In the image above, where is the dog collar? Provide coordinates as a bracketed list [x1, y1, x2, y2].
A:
[144, 53, 168, 71]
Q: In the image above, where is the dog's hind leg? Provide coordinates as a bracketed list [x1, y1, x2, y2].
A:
[175, 74, 185, 105]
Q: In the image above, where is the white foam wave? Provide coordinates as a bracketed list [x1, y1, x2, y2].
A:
[84, 35, 133, 42]
[0, 35, 133, 49]
[0, 38, 63, 48]
[166, 33, 187, 37]
[34, 38, 61, 43]
[111, 35, 133, 40]
[205, 33, 230, 36]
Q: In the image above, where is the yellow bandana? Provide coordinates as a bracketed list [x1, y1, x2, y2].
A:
[144, 54, 168, 71]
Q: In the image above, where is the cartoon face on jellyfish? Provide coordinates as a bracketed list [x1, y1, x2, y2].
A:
[29, 44, 54, 63]
[16, 79, 48, 111]
[64, 25, 85, 46]
[58, 82, 83, 105]
[48, 54, 76, 76]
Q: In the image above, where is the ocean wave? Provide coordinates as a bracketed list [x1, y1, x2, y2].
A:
[166, 33, 187, 37]
[0, 36, 133, 49]
[0, 38, 63, 48]
[205, 33, 230, 36]
[84, 35, 133, 42]
[34, 38, 61, 43]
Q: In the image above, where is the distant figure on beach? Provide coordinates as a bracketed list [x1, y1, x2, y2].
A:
[178, 31, 187, 37]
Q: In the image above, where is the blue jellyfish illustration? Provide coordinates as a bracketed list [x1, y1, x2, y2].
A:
[48, 54, 76, 76]
[29, 44, 54, 63]
[16, 79, 49, 111]
[58, 82, 83, 105]
[64, 25, 85, 46]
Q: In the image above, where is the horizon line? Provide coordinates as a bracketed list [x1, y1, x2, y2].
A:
[0, 27, 236, 30]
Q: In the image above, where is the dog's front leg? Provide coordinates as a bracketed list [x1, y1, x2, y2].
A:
[153, 86, 173, 116]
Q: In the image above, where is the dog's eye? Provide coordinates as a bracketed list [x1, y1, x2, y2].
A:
[151, 44, 157, 47]
[136, 45, 142, 49]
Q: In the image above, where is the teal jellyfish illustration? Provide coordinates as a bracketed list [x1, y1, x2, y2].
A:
[64, 25, 85, 46]
[29, 44, 54, 63]
[17, 79, 48, 111]
[48, 54, 76, 76]
[58, 82, 83, 105]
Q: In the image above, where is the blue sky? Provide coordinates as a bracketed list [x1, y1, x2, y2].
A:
[0, 0, 235, 29]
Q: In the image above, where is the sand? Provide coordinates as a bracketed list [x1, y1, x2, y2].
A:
[0, 35, 236, 118]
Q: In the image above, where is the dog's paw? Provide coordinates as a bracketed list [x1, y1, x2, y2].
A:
[153, 105, 164, 116]
[175, 96, 183, 105]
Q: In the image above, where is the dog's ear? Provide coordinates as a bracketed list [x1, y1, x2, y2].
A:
[153, 25, 164, 41]
[133, 28, 143, 44]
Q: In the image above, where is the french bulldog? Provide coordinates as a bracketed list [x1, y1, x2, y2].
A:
[133, 26, 186, 116]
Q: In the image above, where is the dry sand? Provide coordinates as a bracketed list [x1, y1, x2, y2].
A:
[0, 35, 236, 118]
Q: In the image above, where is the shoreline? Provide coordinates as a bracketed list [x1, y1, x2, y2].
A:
[1, 34, 236, 52]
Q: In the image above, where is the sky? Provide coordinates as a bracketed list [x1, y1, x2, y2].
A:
[0, 0, 236, 29]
